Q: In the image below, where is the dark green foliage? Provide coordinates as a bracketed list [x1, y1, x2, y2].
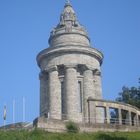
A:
[65, 121, 79, 133]
[116, 78, 140, 109]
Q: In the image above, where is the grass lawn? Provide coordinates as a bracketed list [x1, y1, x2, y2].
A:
[0, 129, 140, 140]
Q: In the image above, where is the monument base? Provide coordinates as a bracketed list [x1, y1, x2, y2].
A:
[33, 117, 140, 132]
[33, 117, 67, 132]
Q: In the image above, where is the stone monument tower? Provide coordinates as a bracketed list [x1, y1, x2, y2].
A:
[34, 1, 140, 132]
[36, 1, 103, 123]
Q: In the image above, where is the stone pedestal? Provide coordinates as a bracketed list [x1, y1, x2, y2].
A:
[49, 66, 61, 120]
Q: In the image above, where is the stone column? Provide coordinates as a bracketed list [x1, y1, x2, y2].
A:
[136, 114, 139, 126]
[88, 101, 96, 124]
[137, 114, 140, 126]
[128, 111, 132, 126]
[93, 70, 102, 99]
[118, 108, 122, 125]
[83, 68, 94, 122]
[106, 106, 110, 124]
[48, 66, 61, 120]
[39, 72, 48, 117]
[64, 65, 81, 122]
[134, 113, 137, 126]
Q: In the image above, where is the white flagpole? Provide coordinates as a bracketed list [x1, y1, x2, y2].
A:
[3, 105, 6, 130]
[13, 100, 15, 124]
[4, 119, 5, 130]
[23, 97, 25, 122]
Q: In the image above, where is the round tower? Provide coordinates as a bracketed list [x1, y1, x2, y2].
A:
[37, 1, 103, 123]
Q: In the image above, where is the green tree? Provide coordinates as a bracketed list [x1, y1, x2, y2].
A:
[116, 78, 140, 109]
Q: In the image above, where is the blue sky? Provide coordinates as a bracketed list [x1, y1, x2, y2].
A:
[0, 0, 140, 126]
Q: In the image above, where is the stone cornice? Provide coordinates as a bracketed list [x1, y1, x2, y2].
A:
[37, 46, 104, 67]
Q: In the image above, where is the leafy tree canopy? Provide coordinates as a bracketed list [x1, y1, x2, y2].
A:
[116, 78, 140, 109]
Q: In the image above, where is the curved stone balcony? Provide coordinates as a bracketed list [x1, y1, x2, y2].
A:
[87, 98, 140, 127]
[34, 98, 140, 132]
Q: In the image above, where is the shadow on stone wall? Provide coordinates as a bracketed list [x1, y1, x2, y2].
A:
[97, 133, 127, 140]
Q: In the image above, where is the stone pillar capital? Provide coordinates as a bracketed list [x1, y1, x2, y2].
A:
[93, 69, 101, 76]
[81, 65, 96, 72]
[81, 65, 90, 71]
[47, 65, 58, 72]
[64, 64, 77, 69]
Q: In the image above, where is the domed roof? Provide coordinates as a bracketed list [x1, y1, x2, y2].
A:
[37, 1, 104, 68]
[48, 0, 90, 47]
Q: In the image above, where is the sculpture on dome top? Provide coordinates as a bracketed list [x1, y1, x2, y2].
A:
[57, 0, 80, 29]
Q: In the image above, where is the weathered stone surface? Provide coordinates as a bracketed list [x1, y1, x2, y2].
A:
[83, 69, 95, 122]
[37, 46, 103, 71]
[33, 116, 140, 132]
[39, 72, 48, 117]
[64, 65, 82, 122]
[93, 70, 102, 99]
[34, 0, 140, 132]
[48, 66, 61, 120]
[87, 99, 140, 126]
[49, 33, 90, 48]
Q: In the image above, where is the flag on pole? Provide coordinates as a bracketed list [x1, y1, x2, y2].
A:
[3, 106, 6, 120]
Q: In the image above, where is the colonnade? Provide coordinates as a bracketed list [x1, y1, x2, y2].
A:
[88, 99, 140, 126]
[40, 64, 102, 122]
[105, 106, 139, 126]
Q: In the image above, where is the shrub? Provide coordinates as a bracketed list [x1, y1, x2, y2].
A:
[65, 121, 79, 133]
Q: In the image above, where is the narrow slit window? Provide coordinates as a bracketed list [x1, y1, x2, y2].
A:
[78, 81, 82, 113]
